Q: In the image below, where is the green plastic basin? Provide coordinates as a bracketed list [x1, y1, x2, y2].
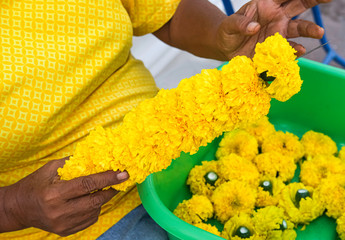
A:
[137, 58, 345, 240]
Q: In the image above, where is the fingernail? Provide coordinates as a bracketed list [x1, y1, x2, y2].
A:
[247, 22, 259, 32]
[319, 27, 325, 34]
[117, 171, 129, 180]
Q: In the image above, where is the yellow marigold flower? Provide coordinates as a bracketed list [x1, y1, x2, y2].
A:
[256, 175, 286, 207]
[317, 175, 345, 219]
[222, 213, 264, 240]
[253, 32, 302, 102]
[211, 180, 257, 224]
[253, 152, 296, 182]
[193, 222, 221, 237]
[300, 130, 338, 159]
[58, 34, 301, 191]
[176, 69, 227, 150]
[338, 146, 345, 161]
[217, 153, 260, 187]
[252, 206, 296, 240]
[266, 228, 297, 240]
[337, 213, 345, 240]
[220, 55, 271, 129]
[261, 131, 304, 162]
[300, 154, 345, 188]
[278, 182, 325, 225]
[252, 206, 285, 233]
[57, 126, 131, 180]
[216, 129, 259, 161]
[173, 195, 214, 225]
[241, 116, 276, 146]
[186, 160, 224, 198]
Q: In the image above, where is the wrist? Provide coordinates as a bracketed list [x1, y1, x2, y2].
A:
[0, 186, 25, 233]
[156, 0, 228, 60]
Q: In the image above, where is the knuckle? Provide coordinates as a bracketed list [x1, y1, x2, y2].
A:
[41, 187, 61, 203]
[90, 194, 105, 209]
[81, 176, 97, 193]
[237, 18, 248, 32]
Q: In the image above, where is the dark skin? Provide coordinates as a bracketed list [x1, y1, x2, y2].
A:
[154, 0, 331, 60]
[0, 0, 331, 236]
[0, 158, 129, 236]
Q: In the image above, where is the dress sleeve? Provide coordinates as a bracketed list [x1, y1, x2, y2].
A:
[121, 0, 181, 36]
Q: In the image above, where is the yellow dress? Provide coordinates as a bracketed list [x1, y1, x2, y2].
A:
[0, 0, 180, 239]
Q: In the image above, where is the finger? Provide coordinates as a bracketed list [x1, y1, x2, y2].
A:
[51, 190, 112, 236]
[68, 188, 117, 213]
[243, 2, 258, 19]
[287, 19, 324, 39]
[288, 41, 306, 57]
[221, 14, 261, 36]
[282, 0, 332, 18]
[55, 211, 100, 237]
[63, 216, 99, 236]
[58, 170, 128, 199]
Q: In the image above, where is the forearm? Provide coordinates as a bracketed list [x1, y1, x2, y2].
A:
[153, 0, 227, 60]
[0, 186, 23, 233]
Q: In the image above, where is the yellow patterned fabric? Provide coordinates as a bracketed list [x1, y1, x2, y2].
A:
[0, 0, 180, 239]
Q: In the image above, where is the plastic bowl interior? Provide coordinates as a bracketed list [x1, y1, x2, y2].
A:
[137, 58, 345, 240]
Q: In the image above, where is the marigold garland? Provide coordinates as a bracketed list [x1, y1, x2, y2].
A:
[58, 33, 301, 191]
[338, 146, 345, 161]
[337, 213, 345, 240]
[252, 32, 302, 102]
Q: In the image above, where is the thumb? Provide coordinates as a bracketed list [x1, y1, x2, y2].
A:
[221, 14, 260, 36]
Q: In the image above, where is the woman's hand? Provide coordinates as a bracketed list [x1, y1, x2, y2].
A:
[0, 158, 128, 236]
[215, 0, 331, 59]
[154, 0, 331, 60]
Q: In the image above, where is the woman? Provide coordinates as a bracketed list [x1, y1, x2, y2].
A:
[0, 0, 328, 239]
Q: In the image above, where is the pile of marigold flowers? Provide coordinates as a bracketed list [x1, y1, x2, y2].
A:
[174, 116, 345, 239]
[58, 32, 302, 192]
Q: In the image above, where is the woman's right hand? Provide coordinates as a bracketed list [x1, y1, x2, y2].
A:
[0, 157, 129, 236]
